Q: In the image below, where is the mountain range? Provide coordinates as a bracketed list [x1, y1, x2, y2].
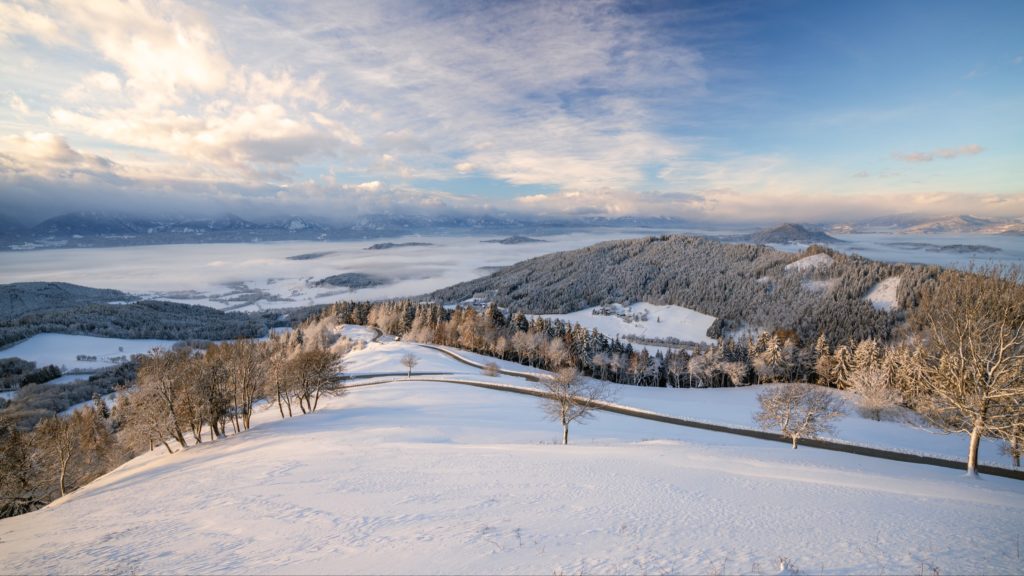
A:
[0, 211, 700, 250]
[1, 211, 1020, 251]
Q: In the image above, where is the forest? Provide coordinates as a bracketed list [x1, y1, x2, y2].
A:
[0, 300, 269, 347]
[429, 236, 945, 345]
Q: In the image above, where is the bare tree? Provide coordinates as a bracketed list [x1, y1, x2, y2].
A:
[754, 384, 845, 449]
[907, 265, 1024, 475]
[847, 365, 899, 421]
[222, 339, 269, 431]
[400, 353, 419, 378]
[135, 348, 190, 450]
[539, 368, 609, 445]
[0, 419, 43, 518]
[32, 408, 114, 498]
[288, 348, 345, 414]
[482, 361, 500, 377]
[264, 333, 296, 419]
[33, 416, 76, 497]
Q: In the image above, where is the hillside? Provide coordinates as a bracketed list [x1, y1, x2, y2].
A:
[2, 374, 1021, 574]
[0, 282, 268, 347]
[0, 282, 130, 320]
[430, 235, 940, 344]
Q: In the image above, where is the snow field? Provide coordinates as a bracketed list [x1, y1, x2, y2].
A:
[784, 252, 834, 271]
[539, 302, 717, 346]
[0, 333, 178, 370]
[865, 276, 901, 311]
[343, 341, 477, 376]
[1, 381, 1022, 575]
[348, 339, 1015, 467]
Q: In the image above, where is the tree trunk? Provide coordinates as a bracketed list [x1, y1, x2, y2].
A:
[161, 440, 173, 454]
[791, 435, 798, 449]
[277, 391, 286, 419]
[173, 428, 187, 450]
[58, 456, 69, 497]
[562, 421, 569, 445]
[967, 422, 983, 476]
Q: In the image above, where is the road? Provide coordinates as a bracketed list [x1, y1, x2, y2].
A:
[345, 335, 1024, 481]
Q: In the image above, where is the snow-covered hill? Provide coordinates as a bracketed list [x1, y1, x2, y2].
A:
[2, 340, 1023, 574]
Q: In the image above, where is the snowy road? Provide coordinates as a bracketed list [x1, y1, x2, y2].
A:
[342, 342, 1024, 480]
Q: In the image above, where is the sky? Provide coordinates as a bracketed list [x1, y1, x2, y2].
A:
[0, 0, 1022, 225]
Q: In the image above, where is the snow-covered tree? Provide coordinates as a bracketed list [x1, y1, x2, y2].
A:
[539, 368, 609, 445]
[847, 365, 899, 421]
[754, 384, 845, 449]
[400, 353, 419, 378]
[907, 265, 1024, 475]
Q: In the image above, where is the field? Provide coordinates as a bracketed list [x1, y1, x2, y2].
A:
[539, 302, 717, 346]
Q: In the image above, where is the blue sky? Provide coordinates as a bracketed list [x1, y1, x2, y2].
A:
[0, 0, 1021, 224]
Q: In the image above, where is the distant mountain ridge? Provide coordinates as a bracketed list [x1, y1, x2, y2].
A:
[830, 214, 1024, 235]
[725, 223, 842, 245]
[0, 211, 696, 251]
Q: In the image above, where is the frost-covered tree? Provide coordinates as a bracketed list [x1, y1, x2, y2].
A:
[907, 265, 1024, 475]
[539, 368, 608, 445]
[400, 353, 419, 378]
[754, 384, 845, 449]
[287, 349, 345, 414]
[847, 365, 899, 421]
[813, 334, 834, 386]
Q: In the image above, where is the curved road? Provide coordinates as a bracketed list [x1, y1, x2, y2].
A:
[347, 335, 1024, 481]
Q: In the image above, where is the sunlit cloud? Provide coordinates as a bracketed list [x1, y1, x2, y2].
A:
[9, 94, 29, 115]
[894, 144, 985, 163]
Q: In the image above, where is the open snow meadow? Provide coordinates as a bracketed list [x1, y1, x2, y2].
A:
[2, 337, 1023, 574]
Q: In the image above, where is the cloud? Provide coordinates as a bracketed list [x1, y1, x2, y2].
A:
[894, 144, 985, 163]
[63, 71, 123, 102]
[0, 3, 65, 45]
[9, 94, 29, 115]
[513, 188, 705, 218]
[0, 132, 115, 173]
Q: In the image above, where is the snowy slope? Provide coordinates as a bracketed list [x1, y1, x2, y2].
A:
[344, 341, 476, 376]
[0, 333, 177, 370]
[784, 253, 833, 271]
[865, 276, 901, 311]
[539, 302, 717, 345]
[1, 380, 1022, 575]
[348, 340, 1014, 467]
